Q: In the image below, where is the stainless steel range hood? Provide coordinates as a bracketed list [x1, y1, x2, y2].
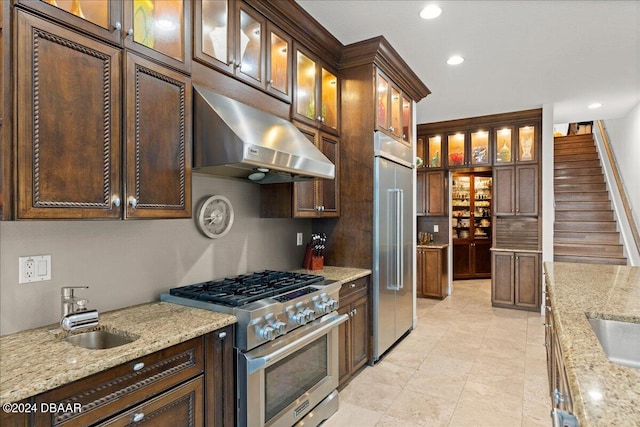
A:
[193, 85, 335, 184]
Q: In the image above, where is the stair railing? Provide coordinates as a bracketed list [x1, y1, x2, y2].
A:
[595, 120, 640, 265]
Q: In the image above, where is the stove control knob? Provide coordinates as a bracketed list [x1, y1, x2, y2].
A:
[272, 320, 287, 335]
[291, 311, 307, 326]
[302, 307, 316, 322]
[315, 300, 330, 314]
[258, 325, 275, 341]
[326, 298, 339, 311]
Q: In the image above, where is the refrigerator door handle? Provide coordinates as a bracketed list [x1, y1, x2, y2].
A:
[398, 189, 404, 290]
[387, 189, 402, 291]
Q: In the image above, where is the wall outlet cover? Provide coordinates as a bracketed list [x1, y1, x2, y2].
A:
[19, 255, 51, 284]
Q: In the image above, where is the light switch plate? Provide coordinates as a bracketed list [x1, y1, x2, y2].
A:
[19, 255, 51, 284]
[296, 233, 304, 246]
[434, 225, 439, 232]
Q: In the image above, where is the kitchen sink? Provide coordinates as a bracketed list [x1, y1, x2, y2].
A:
[588, 317, 640, 369]
[64, 329, 137, 350]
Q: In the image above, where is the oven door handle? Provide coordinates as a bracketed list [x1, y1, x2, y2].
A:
[246, 313, 349, 374]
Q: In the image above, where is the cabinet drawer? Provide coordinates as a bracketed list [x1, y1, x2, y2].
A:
[34, 337, 204, 426]
[340, 277, 369, 301]
[96, 377, 203, 427]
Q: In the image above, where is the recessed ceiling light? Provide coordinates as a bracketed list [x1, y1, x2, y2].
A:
[420, 4, 442, 19]
[447, 55, 464, 65]
[588, 102, 602, 109]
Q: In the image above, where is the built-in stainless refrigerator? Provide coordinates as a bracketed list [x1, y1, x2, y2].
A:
[373, 131, 414, 362]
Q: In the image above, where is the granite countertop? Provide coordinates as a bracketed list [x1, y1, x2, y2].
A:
[544, 262, 640, 427]
[292, 265, 372, 283]
[0, 302, 236, 405]
[417, 243, 449, 249]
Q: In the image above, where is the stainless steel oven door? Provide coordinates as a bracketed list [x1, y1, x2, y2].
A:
[238, 311, 349, 427]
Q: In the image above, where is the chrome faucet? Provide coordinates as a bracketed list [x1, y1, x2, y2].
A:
[60, 286, 99, 332]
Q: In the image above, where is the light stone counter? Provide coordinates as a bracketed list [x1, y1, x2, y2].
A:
[417, 244, 449, 249]
[0, 302, 236, 405]
[544, 262, 640, 427]
[292, 265, 372, 284]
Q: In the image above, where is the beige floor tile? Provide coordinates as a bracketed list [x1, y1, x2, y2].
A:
[321, 402, 383, 427]
[381, 389, 457, 427]
[327, 279, 551, 427]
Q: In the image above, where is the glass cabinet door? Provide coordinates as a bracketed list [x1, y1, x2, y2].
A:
[198, 0, 231, 70]
[376, 73, 389, 130]
[296, 51, 316, 121]
[427, 135, 442, 168]
[267, 25, 290, 101]
[495, 127, 514, 164]
[470, 130, 489, 165]
[321, 67, 338, 130]
[402, 94, 412, 144]
[518, 125, 536, 162]
[390, 86, 401, 139]
[125, 0, 190, 72]
[448, 133, 466, 167]
[237, 6, 263, 83]
[452, 176, 471, 239]
[27, 0, 121, 44]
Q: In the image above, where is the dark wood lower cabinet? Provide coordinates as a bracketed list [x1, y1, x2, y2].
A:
[491, 250, 540, 310]
[338, 276, 369, 389]
[416, 246, 448, 299]
[453, 240, 491, 280]
[24, 327, 233, 427]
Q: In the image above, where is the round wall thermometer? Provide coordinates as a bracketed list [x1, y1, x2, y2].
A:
[195, 195, 234, 239]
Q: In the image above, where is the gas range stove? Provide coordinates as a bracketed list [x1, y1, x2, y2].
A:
[160, 270, 340, 351]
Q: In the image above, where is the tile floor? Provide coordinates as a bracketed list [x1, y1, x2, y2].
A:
[323, 279, 551, 427]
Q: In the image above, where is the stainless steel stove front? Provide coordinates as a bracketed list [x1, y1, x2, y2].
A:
[237, 311, 348, 427]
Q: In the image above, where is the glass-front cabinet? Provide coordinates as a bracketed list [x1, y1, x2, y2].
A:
[376, 68, 412, 145]
[195, 0, 291, 100]
[25, 0, 190, 72]
[417, 134, 443, 169]
[452, 174, 492, 240]
[447, 133, 466, 167]
[494, 124, 538, 164]
[447, 129, 491, 168]
[294, 45, 339, 133]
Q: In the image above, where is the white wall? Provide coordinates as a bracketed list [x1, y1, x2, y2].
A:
[603, 102, 640, 230]
[0, 175, 311, 335]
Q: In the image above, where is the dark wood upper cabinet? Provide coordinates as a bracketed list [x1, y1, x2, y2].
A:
[376, 68, 412, 145]
[16, 11, 191, 219]
[16, 11, 122, 219]
[17, 0, 191, 73]
[417, 170, 446, 216]
[494, 164, 538, 216]
[124, 53, 192, 219]
[293, 43, 339, 134]
[494, 124, 539, 165]
[194, 0, 291, 102]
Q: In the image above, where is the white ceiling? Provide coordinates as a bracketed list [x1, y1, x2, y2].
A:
[296, 0, 640, 125]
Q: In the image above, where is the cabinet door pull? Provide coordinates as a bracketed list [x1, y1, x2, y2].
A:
[132, 413, 145, 423]
[352, 308, 357, 315]
[112, 196, 121, 207]
[127, 28, 134, 37]
[129, 197, 138, 208]
[389, 126, 395, 132]
[218, 331, 227, 339]
[133, 362, 145, 371]
[350, 283, 356, 288]
[113, 22, 122, 32]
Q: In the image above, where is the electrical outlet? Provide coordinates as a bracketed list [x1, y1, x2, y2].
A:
[19, 255, 51, 284]
[433, 225, 439, 232]
[296, 233, 304, 246]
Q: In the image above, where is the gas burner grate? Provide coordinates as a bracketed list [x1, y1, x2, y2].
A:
[169, 270, 324, 307]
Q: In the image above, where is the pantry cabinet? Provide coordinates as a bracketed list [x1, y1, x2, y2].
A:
[15, 11, 191, 220]
[493, 164, 538, 216]
[416, 246, 448, 299]
[491, 250, 540, 310]
[338, 276, 369, 389]
[416, 170, 446, 216]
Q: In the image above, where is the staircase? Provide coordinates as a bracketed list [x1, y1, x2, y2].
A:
[554, 134, 627, 265]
